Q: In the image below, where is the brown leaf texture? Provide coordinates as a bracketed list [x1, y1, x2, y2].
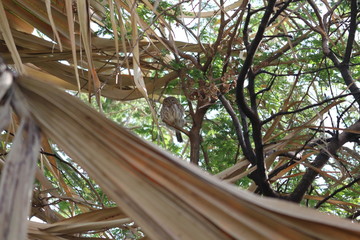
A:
[0, 83, 41, 240]
[17, 76, 360, 240]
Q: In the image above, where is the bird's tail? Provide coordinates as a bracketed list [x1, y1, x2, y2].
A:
[176, 131, 183, 142]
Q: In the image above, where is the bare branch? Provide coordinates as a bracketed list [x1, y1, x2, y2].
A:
[343, 0, 358, 64]
[315, 175, 360, 209]
[288, 120, 360, 202]
[262, 93, 353, 125]
[235, 0, 279, 197]
[218, 94, 255, 164]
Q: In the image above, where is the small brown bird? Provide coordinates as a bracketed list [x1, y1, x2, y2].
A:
[160, 97, 185, 142]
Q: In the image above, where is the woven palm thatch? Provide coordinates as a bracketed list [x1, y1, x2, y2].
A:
[0, 0, 360, 240]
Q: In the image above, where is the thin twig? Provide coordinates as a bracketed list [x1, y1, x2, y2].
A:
[315, 176, 360, 209]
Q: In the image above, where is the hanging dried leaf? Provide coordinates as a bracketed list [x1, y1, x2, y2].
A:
[0, 1, 24, 73]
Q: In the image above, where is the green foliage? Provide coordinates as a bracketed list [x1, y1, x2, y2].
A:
[201, 107, 239, 173]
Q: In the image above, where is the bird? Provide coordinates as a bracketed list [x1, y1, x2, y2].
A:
[160, 96, 185, 142]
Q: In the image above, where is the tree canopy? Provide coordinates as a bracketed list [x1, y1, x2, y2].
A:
[0, 0, 360, 239]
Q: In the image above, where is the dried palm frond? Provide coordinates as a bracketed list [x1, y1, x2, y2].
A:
[0, 1, 360, 239]
[8, 74, 359, 240]
[0, 0, 205, 101]
[0, 60, 40, 240]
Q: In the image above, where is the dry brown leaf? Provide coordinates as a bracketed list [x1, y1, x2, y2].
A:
[17, 76, 360, 240]
[65, 0, 81, 93]
[45, 0, 63, 52]
[0, 0, 24, 73]
[0, 89, 40, 240]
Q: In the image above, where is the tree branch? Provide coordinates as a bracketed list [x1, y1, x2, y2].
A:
[287, 119, 360, 202]
[268, 0, 293, 26]
[222, 6, 245, 75]
[342, 0, 358, 64]
[262, 92, 353, 125]
[235, 0, 278, 197]
[305, 0, 360, 107]
[347, 210, 360, 220]
[160, 37, 202, 69]
[254, 31, 311, 71]
[218, 94, 255, 163]
[236, 0, 276, 120]
[315, 175, 360, 209]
